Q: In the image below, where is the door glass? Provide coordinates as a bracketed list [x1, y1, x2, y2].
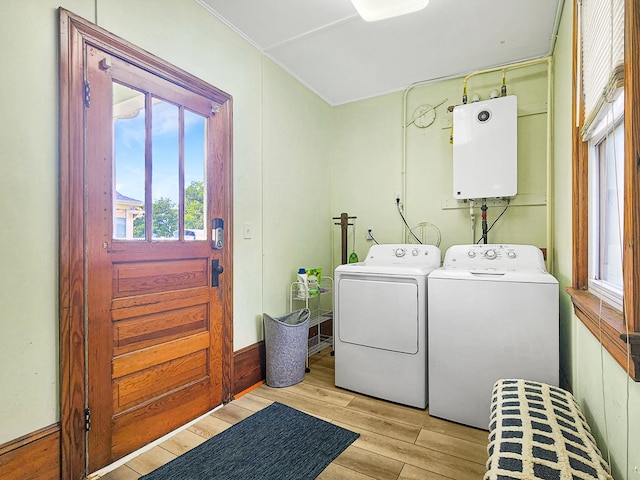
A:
[184, 109, 207, 241]
[151, 98, 180, 240]
[112, 88, 207, 242]
[113, 83, 146, 240]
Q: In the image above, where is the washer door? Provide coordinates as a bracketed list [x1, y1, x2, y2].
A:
[337, 276, 419, 354]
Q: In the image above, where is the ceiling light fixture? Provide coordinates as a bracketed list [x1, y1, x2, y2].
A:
[350, 0, 429, 22]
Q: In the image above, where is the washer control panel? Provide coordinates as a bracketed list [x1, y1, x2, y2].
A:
[365, 244, 441, 267]
[443, 244, 545, 270]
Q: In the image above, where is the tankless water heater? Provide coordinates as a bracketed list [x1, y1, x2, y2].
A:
[452, 95, 517, 200]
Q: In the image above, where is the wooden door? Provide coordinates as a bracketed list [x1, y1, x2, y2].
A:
[84, 46, 230, 472]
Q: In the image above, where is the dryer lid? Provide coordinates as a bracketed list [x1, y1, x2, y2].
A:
[335, 244, 441, 275]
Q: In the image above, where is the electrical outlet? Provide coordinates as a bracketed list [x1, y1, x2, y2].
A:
[366, 226, 374, 241]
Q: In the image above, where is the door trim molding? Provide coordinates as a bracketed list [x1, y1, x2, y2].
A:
[59, 8, 233, 478]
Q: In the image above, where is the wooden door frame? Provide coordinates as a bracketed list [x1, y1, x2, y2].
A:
[59, 9, 234, 478]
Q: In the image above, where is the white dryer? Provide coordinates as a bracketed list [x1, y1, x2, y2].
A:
[334, 244, 441, 409]
[428, 244, 559, 430]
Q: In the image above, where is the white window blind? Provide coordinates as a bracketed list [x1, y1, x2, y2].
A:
[581, 0, 624, 139]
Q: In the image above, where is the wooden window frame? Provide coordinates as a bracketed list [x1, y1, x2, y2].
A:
[567, 0, 640, 381]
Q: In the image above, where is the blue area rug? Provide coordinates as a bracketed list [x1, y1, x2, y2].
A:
[140, 402, 359, 480]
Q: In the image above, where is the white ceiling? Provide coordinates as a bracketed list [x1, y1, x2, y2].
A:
[197, 0, 563, 106]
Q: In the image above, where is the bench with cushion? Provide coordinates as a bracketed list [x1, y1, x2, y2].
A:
[485, 379, 613, 480]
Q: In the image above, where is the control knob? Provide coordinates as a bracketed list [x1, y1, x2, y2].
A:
[467, 250, 476, 258]
[507, 251, 517, 259]
[395, 248, 406, 258]
[412, 248, 420, 256]
[484, 249, 497, 260]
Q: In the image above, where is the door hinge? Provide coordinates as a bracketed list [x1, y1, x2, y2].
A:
[84, 81, 91, 108]
[85, 407, 92, 432]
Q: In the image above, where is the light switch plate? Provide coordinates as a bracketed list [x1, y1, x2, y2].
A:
[243, 222, 252, 239]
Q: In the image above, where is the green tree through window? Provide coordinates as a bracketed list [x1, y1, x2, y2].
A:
[131, 181, 203, 239]
[133, 211, 145, 239]
[185, 181, 204, 230]
[152, 197, 178, 238]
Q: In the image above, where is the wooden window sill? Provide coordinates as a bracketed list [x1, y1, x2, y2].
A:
[566, 287, 640, 381]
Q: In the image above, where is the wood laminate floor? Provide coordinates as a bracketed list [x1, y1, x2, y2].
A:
[98, 348, 488, 479]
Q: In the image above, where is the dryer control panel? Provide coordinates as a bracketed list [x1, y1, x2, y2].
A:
[442, 244, 546, 271]
[364, 244, 441, 267]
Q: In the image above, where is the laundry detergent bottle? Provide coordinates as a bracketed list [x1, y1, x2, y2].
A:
[297, 268, 308, 299]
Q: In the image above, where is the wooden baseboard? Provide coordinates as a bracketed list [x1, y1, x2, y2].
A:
[232, 341, 265, 396]
[0, 424, 61, 480]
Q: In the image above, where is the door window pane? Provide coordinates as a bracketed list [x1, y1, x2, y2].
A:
[184, 109, 206, 241]
[151, 99, 179, 240]
[114, 217, 126, 239]
[113, 83, 146, 240]
[113, 88, 208, 242]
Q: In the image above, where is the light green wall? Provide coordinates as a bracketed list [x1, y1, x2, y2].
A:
[0, 0, 332, 443]
[573, 321, 640, 480]
[261, 57, 333, 323]
[331, 65, 550, 268]
[0, 0, 92, 445]
[552, 1, 640, 479]
[2, 3, 638, 477]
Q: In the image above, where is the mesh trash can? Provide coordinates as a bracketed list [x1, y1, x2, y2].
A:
[263, 308, 310, 387]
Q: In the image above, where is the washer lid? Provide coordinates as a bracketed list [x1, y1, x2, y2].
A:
[429, 266, 558, 284]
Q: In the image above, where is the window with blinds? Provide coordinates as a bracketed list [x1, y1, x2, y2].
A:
[569, 0, 640, 381]
[580, 0, 625, 311]
[580, 0, 624, 139]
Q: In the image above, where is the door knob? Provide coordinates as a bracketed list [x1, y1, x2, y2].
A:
[211, 259, 224, 287]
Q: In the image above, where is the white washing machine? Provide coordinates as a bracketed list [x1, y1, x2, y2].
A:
[428, 244, 559, 429]
[334, 244, 441, 409]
